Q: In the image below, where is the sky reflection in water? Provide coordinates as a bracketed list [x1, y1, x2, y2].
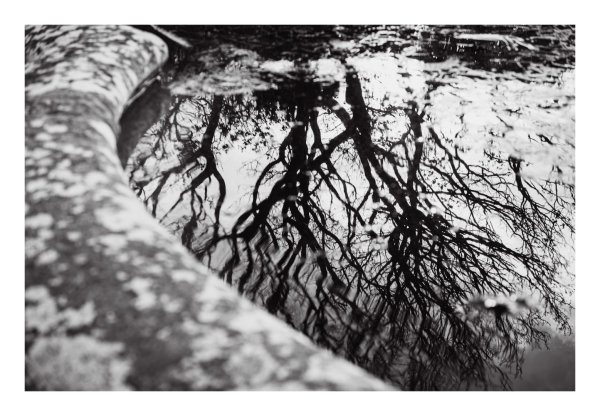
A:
[126, 26, 575, 390]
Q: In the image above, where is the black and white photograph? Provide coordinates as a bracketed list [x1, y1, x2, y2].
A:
[19, 16, 587, 407]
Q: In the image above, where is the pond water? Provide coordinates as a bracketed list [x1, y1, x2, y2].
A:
[125, 25, 575, 390]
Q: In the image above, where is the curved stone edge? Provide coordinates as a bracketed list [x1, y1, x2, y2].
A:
[25, 25, 395, 391]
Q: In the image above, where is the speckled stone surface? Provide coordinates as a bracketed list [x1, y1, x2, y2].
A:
[25, 25, 395, 391]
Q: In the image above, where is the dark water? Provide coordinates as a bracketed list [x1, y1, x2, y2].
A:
[126, 25, 575, 390]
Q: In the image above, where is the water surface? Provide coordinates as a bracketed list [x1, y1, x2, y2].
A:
[127, 25, 575, 390]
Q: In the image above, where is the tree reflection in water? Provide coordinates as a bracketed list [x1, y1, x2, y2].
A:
[127, 26, 574, 390]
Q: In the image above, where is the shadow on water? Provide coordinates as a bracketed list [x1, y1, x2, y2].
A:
[125, 25, 575, 390]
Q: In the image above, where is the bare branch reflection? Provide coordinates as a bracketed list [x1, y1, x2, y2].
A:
[128, 26, 574, 390]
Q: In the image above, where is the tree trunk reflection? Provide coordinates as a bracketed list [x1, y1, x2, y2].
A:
[128, 27, 574, 390]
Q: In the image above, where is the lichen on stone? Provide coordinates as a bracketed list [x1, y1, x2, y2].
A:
[124, 277, 157, 309]
[27, 335, 131, 391]
[25, 25, 394, 391]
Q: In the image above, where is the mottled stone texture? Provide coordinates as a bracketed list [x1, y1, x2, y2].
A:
[25, 25, 395, 391]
